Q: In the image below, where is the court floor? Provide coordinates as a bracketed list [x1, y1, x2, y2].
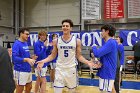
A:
[29, 81, 140, 93]
[14, 73, 140, 93]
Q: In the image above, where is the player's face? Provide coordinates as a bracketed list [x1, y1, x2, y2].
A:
[39, 35, 47, 41]
[21, 30, 29, 41]
[62, 22, 72, 34]
[101, 29, 108, 39]
[115, 37, 120, 43]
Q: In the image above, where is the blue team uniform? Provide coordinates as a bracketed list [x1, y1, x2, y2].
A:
[118, 44, 124, 65]
[33, 40, 51, 68]
[12, 40, 31, 72]
[92, 38, 118, 79]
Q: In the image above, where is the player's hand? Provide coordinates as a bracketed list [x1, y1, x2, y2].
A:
[93, 61, 102, 68]
[31, 54, 38, 60]
[36, 61, 44, 71]
[27, 58, 35, 66]
[87, 61, 94, 68]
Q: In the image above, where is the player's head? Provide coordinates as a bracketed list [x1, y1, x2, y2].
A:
[52, 34, 58, 40]
[101, 24, 116, 39]
[38, 29, 47, 41]
[115, 36, 123, 44]
[61, 19, 73, 34]
[18, 27, 30, 41]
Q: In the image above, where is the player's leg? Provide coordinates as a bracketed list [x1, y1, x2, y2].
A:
[16, 85, 24, 93]
[34, 68, 41, 93]
[25, 82, 32, 93]
[66, 67, 77, 93]
[50, 62, 56, 87]
[99, 78, 114, 93]
[50, 63, 54, 87]
[14, 71, 26, 93]
[34, 77, 41, 93]
[40, 67, 47, 93]
[25, 72, 32, 93]
[40, 77, 47, 93]
[54, 68, 65, 93]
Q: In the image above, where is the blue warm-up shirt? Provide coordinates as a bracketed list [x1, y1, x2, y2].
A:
[92, 38, 118, 79]
[12, 40, 31, 72]
[34, 40, 51, 68]
[118, 44, 124, 65]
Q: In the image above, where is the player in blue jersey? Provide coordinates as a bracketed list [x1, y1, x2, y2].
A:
[37, 19, 95, 93]
[49, 34, 58, 87]
[115, 36, 124, 92]
[33, 30, 51, 93]
[92, 24, 118, 93]
[12, 28, 37, 93]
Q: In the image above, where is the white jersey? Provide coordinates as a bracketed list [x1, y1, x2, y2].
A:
[56, 35, 77, 68]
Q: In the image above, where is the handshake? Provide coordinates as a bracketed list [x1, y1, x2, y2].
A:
[90, 52, 102, 68]
[91, 58, 102, 68]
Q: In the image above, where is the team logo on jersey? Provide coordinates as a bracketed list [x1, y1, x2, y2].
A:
[60, 46, 73, 49]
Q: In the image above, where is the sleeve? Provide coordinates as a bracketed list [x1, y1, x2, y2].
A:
[92, 41, 114, 58]
[120, 46, 125, 65]
[34, 42, 46, 56]
[12, 43, 24, 63]
[46, 45, 53, 54]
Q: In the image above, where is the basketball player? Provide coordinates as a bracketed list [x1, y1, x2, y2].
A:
[92, 24, 118, 93]
[37, 19, 95, 93]
[12, 28, 37, 93]
[113, 36, 124, 93]
[34, 30, 51, 93]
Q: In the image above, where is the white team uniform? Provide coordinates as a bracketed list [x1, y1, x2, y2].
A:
[35, 66, 47, 77]
[13, 70, 32, 85]
[54, 35, 78, 89]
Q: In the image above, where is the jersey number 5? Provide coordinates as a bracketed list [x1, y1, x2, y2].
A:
[64, 50, 68, 57]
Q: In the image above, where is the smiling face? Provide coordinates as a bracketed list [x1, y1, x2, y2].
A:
[20, 30, 29, 41]
[39, 34, 47, 41]
[62, 22, 72, 35]
[101, 29, 109, 39]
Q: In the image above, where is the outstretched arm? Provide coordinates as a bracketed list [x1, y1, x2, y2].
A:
[76, 39, 97, 67]
[37, 39, 58, 70]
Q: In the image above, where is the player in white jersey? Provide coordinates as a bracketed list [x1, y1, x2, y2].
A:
[37, 19, 96, 93]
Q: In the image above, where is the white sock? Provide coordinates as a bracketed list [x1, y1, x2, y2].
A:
[54, 87, 63, 93]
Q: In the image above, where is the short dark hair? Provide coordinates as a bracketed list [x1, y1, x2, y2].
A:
[116, 36, 123, 43]
[52, 34, 58, 39]
[62, 19, 73, 27]
[101, 24, 116, 37]
[18, 27, 29, 36]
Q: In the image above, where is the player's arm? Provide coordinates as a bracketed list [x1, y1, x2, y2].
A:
[76, 39, 93, 66]
[37, 39, 58, 69]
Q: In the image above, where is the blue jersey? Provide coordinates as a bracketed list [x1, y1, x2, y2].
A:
[33, 40, 50, 68]
[92, 38, 118, 79]
[118, 44, 124, 65]
[12, 40, 31, 72]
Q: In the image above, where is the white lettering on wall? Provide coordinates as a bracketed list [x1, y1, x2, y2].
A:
[127, 31, 137, 46]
